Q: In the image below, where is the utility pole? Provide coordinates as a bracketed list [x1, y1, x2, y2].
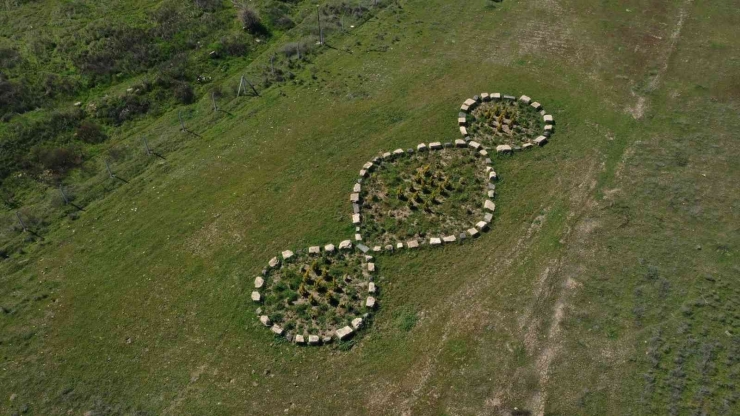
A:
[270, 54, 275, 77]
[105, 160, 115, 179]
[237, 75, 245, 97]
[242, 75, 260, 97]
[59, 185, 70, 204]
[143, 137, 152, 156]
[211, 92, 219, 113]
[317, 6, 323, 46]
[15, 212, 26, 232]
[178, 110, 186, 131]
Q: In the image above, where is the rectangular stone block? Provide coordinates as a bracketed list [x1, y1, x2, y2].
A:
[254, 276, 265, 288]
[352, 214, 361, 224]
[459, 126, 468, 136]
[442, 235, 457, 243]
[534, 136, 548, 146]
[429, 237, 442, 245]
[468, 140, 481, 150]
[324, 243, 335, 252]
[366, 297, 376, 308]
[407, 240, 419, 249]
[367, 263, 376, 272]
[282, 250, 294, 260]
[464, 98, 476, 106]
[544, 114, 554, 124]
[455, 139, 467, 147]
[260, 315, 271, 326]
[476, 221, 489, 231]
[351, 317, 364, 329]
[467, 228, 480, 238]
[350, 193, 360, 203]
[295, 334, 305, 344]
[336, 326, 354, 340]
[481, 93, 490, 101]
[519, 95, 531, 104]
[429, 142, 442, 150]
[484, 200, 496, 212]
[308, 335, 320, 345]
[271, 325, 284, 336]
[484, 213, 493, 223]
[496, 144, 512, 153]
[368, 282, 376, 293]
[417, 143, 428, 151]
[491, 93, 501, 101]
[458, 117, 467, 126]
[339, 240, 353, 250]
[531, 102, 542, 111]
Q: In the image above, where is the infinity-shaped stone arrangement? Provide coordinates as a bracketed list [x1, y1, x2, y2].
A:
[251, 93, 555, 346]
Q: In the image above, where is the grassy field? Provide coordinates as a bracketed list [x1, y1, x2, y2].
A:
[1, 0, 739, 415]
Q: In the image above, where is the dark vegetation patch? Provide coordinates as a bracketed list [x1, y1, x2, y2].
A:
[467, 100, 544, 146]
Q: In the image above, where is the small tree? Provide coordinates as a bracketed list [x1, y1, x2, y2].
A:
[237, 6, 263, 34]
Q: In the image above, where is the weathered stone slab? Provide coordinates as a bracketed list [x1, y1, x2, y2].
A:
[393, 148, 405, 156]
[458, 117, 467, 126]
[324, 243, 335, 252]
[544, 124, 554, 134]
[282, 250, 294, 260]
[254, 276, 265, 288]
[357, 243, 369, 253]
[460, 104, 470, 112]
[534, 136, 548, 146]
[443, 235, 457, 243]
[251, 291, 261, 302]
[260, 315, 271, 326]
[484, 200, 496, 212]
[487, 190, 495, 198]
[269, 257, 279, 268]
[479, 149, 489, 157]
[417, 143, 428, 151]
[351, 317, 364, 329]
[468, 140, 481, 150]
[503, 95, 516, 101]
[339, 240, 352, 250]
[455, 139, 467, 147]
[350, 193, 360, 203]
[308, 246, 320, 255]
[352, 214, 361, 224]
[353, 183, 361, 193]
[373, 246, 382, 252]
[481, 93, 490, 101]
[491, 93, 501, 101]
[496, 145, 512, 153]
[295, 334, 305, 344]
[365, 255, 374, 261]
[359, 169, 368, 177]
[522, 143, 534, 150]
[336, 326, 354, 340]
[484, 213, 494, 223]
[271, 325, 284, 336]
[519, 95, 532, 104]
[489, 171, 498, 181]
[429, 237, 442, 245]
[544, 114, 554, 124]
[355, 233, 362, 241]
[308, 335, 320, 345]
[476, 221, 489, 231]
[407, 240, 419, 249]
[366, 297, 376, 308]
[367, 263, 376, 272]
[385, 244, 394, 251]
[467, 228, 480, 238]
[459, 126, 468, 136]
[531, 102, 542, 111]
[353, 203, 360, 214]
[429, 142, 442, 150]
[368, 282, 377, 293]
[363, 162, 374, 170]
[464, 98, 476, 106]
[397, 242, 404, 249]
[382, 152, 392, 159]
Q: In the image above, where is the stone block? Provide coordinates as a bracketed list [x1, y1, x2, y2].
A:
[544, 124, 554, 134]
[459, 126, 468, 136]
[353, 203, 360, 214]
[282, 250, 294, 260]
[397, 242, 404, 249]
[260, 315, 271, 326]
[491, 93, 501, 101]
[531, 102, 542, 111]
[443, 235, 457, 243]
[479, 149, 489, 157]
[522, 143, 534, 150]
[366, 297, 376, 309]
[458, 117, 467, 126]
[460, 104, 470, 112]
[468, 140, 481, 150]
[352, 214, 361, 224]
[519, 95, 532, 104]
[393, 148, 405, 156]
[350, 193, 360, 203]
[481, 93, 490, 101]
[383, 152, 392, 159]
[368, 282, 377, 293]
[496, 144, 512, 153]
[271, 325, 283, 336]
[308, 246, 320, 255]
[489, 171, 498, 181]
[251, 291, 261, 302]
[407, 240, 419, 249]
[417, 143, 428, 151]
[484, 213, 494, 223]
[455, 139, 467, 147]
[467, 228, 480, 238]
[429, 237, 442, 245]
[308, 335, 320, 345]
[355, 233, 362, 241]
[544, 114, 554, 124]
[373, 246, 382, 252]
[357, 244, 370, 253]
[295, 334, 305, 344]
[363, 162, 374, 170]
[503, 95, 516, 101]
[351, 317, 364, 329]
[353, 183, 362, 193]
[487, 190, 495, 199]
[268, 257, 279, 268]
[254, 276, 265, 288]
[385, 245, 394, 251]
[365, 255, 374, 261]
[368, 263, 376, 272]
[484, 200, 496, 212]
[339, 240, 353, 250]
[534, 136, 548, 146]
[359, 169, 368, 177]
[476, 221, 489, 231]
[336, 326, 354, 340]
[464, 98, 476, 106]
[324, 243, 335, 252]
[430, 142, 442, 150]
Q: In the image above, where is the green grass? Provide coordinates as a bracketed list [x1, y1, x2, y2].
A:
[1, 0, 739, 415]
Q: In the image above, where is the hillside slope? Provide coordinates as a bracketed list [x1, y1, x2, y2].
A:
[1, 0, 739, 415]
